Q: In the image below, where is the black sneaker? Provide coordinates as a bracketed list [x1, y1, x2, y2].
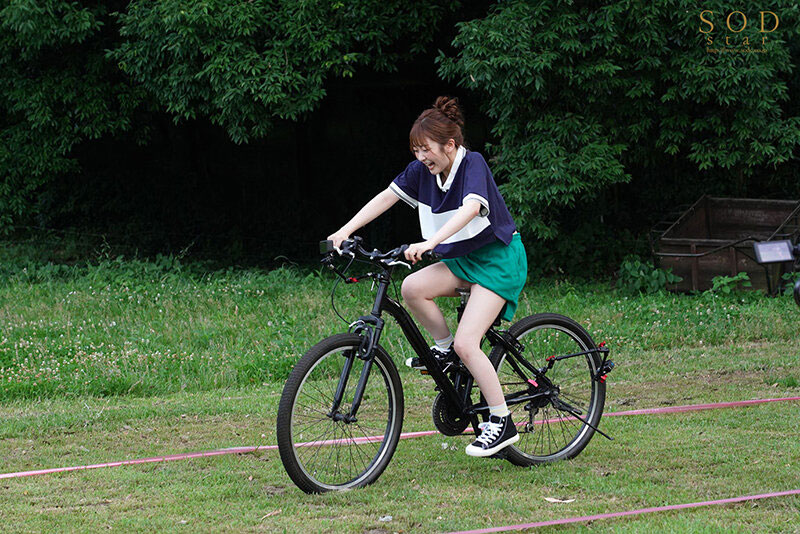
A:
[465, 414, 519, 457]
[405, 345, 455, 371]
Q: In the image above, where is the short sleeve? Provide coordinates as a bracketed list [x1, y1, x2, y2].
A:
[389, 161, 420, 209]
[461, 157, 491, 217]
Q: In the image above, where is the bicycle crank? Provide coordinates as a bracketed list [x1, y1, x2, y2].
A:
[431, 392, 470, 436]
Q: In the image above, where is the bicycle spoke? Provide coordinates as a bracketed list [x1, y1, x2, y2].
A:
[293, 400, 331, 418]
[353, 421, 383, 454]
[344, 424, 358, 480]
[346, 423, 375, 465]
[348, 425, 357, 481]
[332, 424, 342, 480]
[557, 392, 588, 411]
[291, 416, 330, 439]
[555, 409, 570, 447]
[306, 379, 336, 405]
[278, 339, 401, 492]
[299, 422, 337, 473]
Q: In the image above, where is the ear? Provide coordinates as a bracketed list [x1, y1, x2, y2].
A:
[445, 139, 456, 152]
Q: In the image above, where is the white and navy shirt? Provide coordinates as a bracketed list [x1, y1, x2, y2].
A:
[389, 146, 517, 259]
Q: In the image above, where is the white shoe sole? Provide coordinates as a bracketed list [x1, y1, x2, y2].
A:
[404, 357, 425, 370]
[465, 432, 520, 458]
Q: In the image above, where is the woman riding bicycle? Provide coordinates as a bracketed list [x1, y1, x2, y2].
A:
[327, 96, 528, 458]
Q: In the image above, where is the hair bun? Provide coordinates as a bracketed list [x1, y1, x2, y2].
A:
[433, 96, 464, 128]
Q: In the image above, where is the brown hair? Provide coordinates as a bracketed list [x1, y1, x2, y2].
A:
[409, 96, 465, 151]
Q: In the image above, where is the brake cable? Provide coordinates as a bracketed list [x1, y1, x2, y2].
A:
[330, 254, 356, 324]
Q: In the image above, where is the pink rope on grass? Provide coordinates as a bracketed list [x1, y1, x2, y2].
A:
[604, 396, 800, 418]
[1, 396, 797, 480]
[0, 431, 440, 480]
[447, 489, 800, 533]
[0, 446, 276, 480]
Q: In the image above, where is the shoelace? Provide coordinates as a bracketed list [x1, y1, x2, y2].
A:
[475, 421, 503, 445]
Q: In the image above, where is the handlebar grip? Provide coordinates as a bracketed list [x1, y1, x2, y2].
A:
[321, 236, 363, 255]
[396, 245, 439, 262]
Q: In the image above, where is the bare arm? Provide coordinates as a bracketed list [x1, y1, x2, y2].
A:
[404, 200, 483, 263]
[328, 188, 400, 247]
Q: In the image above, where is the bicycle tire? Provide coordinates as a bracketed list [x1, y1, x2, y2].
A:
[488, 313, 605, 466]
[276, 333, 404, 493]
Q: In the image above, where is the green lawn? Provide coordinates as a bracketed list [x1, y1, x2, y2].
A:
[1, 254, 799, 532]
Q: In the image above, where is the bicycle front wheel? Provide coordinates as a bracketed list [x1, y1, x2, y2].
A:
[276, 333, 404, 493]
[489, 313, 605, 466]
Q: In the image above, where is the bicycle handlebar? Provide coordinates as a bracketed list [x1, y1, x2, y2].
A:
[320, 236, 441, 264]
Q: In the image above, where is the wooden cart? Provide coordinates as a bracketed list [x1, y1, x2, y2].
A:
[650, 195, 800, 294]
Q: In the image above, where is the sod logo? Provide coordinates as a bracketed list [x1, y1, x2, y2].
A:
[699, 10, 779, 54]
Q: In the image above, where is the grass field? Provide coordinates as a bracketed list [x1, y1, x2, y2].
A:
[1, 250, 799, 532]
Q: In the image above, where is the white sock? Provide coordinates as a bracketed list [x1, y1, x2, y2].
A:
[489, 403, 510, 418]
[434, 333, 453, 350]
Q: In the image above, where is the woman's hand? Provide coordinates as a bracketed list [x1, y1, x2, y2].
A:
[327, 230, 350, 250]
[404, 240, 437, 264]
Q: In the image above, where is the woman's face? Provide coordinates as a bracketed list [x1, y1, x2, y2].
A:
[413, 137, 455, 176]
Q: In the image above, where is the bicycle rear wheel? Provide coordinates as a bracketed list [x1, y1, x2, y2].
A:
[276, 333, 404, 493]
[488, 313, 605, 466]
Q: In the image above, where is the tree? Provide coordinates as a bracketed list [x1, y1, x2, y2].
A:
[0, 1, 140, 229]
[111, 0, 458, 143]
[439, 0, 800, 240]
[0, 0, 458, 228]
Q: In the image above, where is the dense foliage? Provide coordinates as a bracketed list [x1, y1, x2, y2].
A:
[1, 0, 799, 278]
[0, 0, 456, 228]
[617, 255, 683, 295]
[439, 0, 800, 239]
[112, 0, 456, 143]
[0, 1, 141, 228]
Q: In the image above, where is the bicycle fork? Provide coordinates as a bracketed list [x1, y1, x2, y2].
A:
[326, 315, 385, 423]
[326, 354, 374, 423]
[327, 272, 394, 422]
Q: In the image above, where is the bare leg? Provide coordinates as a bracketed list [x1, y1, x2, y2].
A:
[453, 284, 507, 406]
[401, 262, 470, 340]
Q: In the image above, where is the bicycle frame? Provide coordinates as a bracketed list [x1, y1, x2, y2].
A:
[331, 264, 474, 423]
[318, 235, 617, 452]
[329, 260, 610, 435]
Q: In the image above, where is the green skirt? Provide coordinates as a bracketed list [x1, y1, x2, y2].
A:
[442, 233, 527, 322]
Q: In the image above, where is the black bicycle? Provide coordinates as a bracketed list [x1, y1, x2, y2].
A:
[276, 236, 614, 493]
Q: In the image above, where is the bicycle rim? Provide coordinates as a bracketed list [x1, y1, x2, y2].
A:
[493, 315, 604, 463]
[287, 343, 400, 490]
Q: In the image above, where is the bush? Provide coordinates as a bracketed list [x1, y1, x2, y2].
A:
[439, 1, 800, 240]
[781, 271, 800, 297]
[617, 255, 682, 295]
[705, 272, 752, 295]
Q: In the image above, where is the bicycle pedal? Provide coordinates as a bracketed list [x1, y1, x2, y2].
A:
[487, 451, 507, 460]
